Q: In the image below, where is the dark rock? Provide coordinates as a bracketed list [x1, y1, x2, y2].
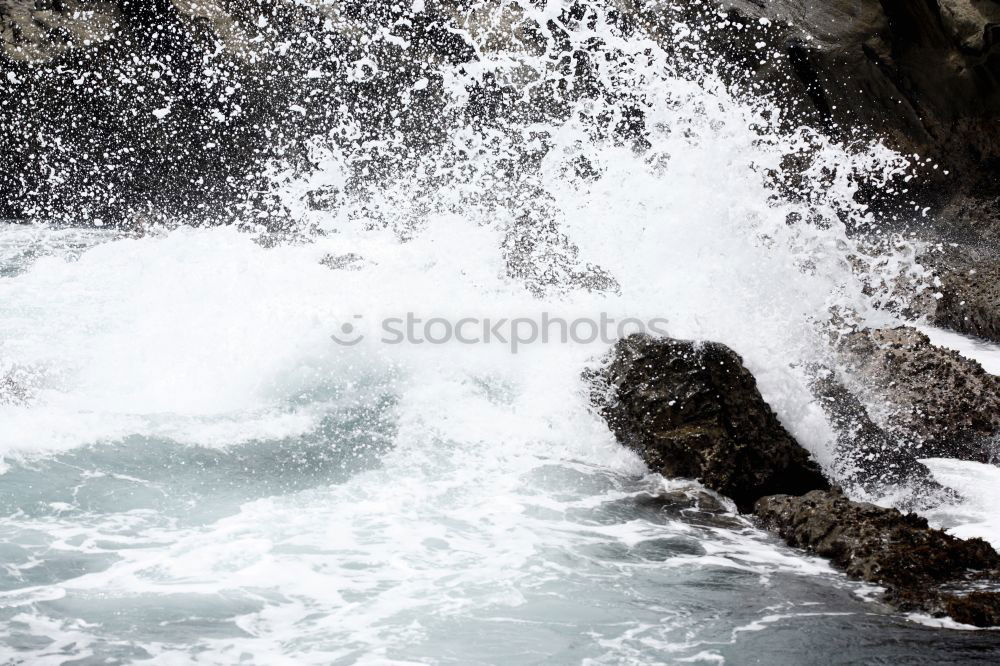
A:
[806, 365, 966, 514]
[944, 591, 1000, 627]
[591, 334, 829, 513]
[0, 1, 474, 224]
[836, 326, 1000, 463]
[4, 0, 1000, 234]
[756, 489, 1000, 627]
[936, 265, 1000, 344]
[807, 366, 931, 490]
[629, 0, 1000, 213]
[925, 247, 1000, 344]
[929, 191, 1000, 246]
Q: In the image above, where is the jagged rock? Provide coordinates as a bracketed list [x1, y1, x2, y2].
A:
[756, 489, 1000, 627]
[836, 326, 1000, 463]
[591, 334, 829, 513]
[808, 367, 920, 484]
[925, 247, 1000, 344]
[629, 0, 1000, 192]
[803, 324, 1000, 493]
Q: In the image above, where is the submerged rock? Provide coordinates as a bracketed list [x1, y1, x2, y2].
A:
[756, 490, 1000, 627]
[631, 486, 745, 530]
[592, 334, 829, 513]
[836, 326, 1000, 464]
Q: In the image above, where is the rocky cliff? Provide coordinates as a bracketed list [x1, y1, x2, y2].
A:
[0, 0, 477, 224]
[4, 0, 1000, 231]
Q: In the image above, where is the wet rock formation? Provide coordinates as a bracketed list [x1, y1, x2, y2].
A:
[593, 333, 1000, 626]
[5, 0, 1000, 231]
[0, 0, 475, 224]
[836, 326, 1000, 463]
[628, 0, 1000, 208]
[636, 0, 1000, 340]
[926, 248, 1000, 344]
[805, 322, 1000, 495]
[806, 366, 925, 490]
[756, 490, 1000, 627]
[591, 334, 830, 513]
[3, 1, 290, 222]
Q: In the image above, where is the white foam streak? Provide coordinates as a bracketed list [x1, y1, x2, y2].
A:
[921, 458, 1000, 549]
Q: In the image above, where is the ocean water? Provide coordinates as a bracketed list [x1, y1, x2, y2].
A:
[3, 1, 1000, 663]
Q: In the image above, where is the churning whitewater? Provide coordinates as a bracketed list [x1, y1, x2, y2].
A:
[3, 1, 1000, 663]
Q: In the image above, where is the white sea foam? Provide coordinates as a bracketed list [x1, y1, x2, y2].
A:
[920, 325, 1000, 376]
[921, 458, 1000, 549]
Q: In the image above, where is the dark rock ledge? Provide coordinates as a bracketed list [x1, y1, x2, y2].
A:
[924, 247, 1000, 346]
[590, 333, 1000, 627]
[757, 491, 1000, 627]
[590, 334, 830, 514]
[836, 326, 1000, 461]
[804, 325, 1000, 498]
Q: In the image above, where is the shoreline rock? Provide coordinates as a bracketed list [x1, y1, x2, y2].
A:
[756, 490, 1000, 627]
[836, 326, 1000, 464]
[922, 247, 1000, 344]
[802, 324, 1000, 499]
[807, 367, 932, 492]
[591, 334, 829, 513]
[592, 333, 1000, 627]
